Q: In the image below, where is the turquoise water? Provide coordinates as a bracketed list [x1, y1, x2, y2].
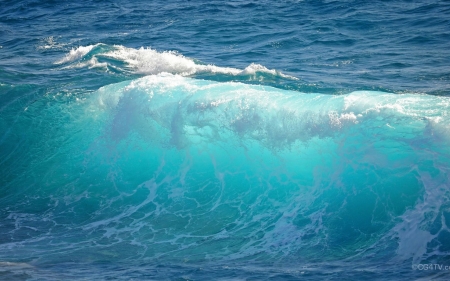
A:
[1, 1, 450, 280]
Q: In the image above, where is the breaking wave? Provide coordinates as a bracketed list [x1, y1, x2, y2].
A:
[1, 74, 449, 269]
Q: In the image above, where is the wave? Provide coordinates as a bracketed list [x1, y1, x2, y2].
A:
[1, 74, 449, 268]
[55, 44, 297, 80]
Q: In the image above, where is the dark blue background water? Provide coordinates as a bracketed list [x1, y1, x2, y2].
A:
[1, 1, 450, 280]
[2, 0, 450, 94]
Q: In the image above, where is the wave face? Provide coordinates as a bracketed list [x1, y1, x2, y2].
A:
[1, 74, 449, 279]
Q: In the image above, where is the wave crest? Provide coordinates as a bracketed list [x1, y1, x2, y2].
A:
[56, 44, 297, 80]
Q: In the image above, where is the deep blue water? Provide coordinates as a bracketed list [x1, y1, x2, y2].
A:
[1, 0, 450, 280]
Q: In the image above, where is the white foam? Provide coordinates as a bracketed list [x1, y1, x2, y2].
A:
[241, 63, 297, 79]
[55, 44, 101, 64]
[328, 111, 358, 128]
[103, 45, 241, 76]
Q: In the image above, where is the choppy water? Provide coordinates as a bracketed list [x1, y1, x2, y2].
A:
[1, 1, 450, 280]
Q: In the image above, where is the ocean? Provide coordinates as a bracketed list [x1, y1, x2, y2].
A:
[1, 0, 450, 280]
